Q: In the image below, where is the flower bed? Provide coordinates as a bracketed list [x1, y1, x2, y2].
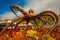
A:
[0, 25, 60, 40]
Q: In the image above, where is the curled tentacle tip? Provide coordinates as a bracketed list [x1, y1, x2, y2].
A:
[10, 4, 16, 8]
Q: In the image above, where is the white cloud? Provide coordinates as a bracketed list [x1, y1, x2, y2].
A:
[24, 0, 60, 14]
[0, 11, 23, 19]
[0, 12, 16, 19]
[1, 0, 60, 19]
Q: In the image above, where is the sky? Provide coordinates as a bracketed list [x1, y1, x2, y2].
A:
[0, 0, 60, 19]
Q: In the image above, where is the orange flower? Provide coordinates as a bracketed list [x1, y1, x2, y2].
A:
[0, 36, 2, 40]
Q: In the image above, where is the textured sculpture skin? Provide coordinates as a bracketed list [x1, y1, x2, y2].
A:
[0, 4, 59, 35]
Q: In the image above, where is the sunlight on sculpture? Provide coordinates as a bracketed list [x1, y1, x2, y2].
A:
[0, 4, 59, 36]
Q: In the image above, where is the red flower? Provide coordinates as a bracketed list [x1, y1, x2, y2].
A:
[7, 29, 15, 36]
[27, 25, 32, 30]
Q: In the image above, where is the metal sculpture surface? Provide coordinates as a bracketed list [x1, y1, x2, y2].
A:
[0, 4, 59, 35]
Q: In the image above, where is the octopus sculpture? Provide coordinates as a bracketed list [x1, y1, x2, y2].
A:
[0, 4, 59, 35]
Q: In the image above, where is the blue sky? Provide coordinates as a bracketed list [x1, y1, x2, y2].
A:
[0, 0, 60, 19]
[0, 0, 26, 14]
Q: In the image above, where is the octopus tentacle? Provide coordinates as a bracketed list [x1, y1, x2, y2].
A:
[43, 11, 59, 33]
[0, 4, 59, 35]
[36, 13, 55, 25]
[39, 11, 58, 25]
[41, 14, 55, 25]
[37, 18, 46, 25]
[0, 17, 22, 35]
[39, 11, 59, 33]
[14, 18, 25, 29]
[10, 4, 28, 16]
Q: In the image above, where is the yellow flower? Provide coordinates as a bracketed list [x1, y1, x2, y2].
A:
[26, 30, 37, 37]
